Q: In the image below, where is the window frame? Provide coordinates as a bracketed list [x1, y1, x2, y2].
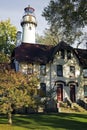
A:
[67, 50, 71, 59]
[70, 66, 75, 77]
[84, 85, 87, 98]
[40, 83, 46, 97]
[20, 64, 33, 74]
[57, 65, 63, 77]
[60, 49, 65, 59]
[40, 64, 46, 75]
[83, 68, 87, 78]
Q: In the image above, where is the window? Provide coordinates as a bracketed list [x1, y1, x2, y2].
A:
[70, 66, 75, 77]
[27, 65, 33, 74]
[40, 65, 46, 75]
[58, 50, 65, 59]
[84, 85, 87, 97]
[60, 49, 65, 59]
[57, 65, 63, 76]
[56, 84, 63, 101]
[14, 60, 19, 72]
[40, 83, 46, 97]
[20, 64, 33, 74]
[67, 50, 71, 59]
[83, 69, 87, 78]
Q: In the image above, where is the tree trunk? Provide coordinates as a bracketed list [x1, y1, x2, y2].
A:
[8, 112, 12, 124]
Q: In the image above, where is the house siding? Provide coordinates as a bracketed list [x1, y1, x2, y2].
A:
[38, 50, 84, 103]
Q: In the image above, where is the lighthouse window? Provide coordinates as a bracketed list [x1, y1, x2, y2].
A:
[25, 7, 34, 15]
[28, 24, 32, 30]
[29, 26, 31, 30]
[29, 8, 34, 13]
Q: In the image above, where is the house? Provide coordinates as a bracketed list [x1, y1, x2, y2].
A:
[11, 5, 87, 111]
[11, 40, 87, 100]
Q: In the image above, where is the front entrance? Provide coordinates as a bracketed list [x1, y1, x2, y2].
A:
[70, 85, 76, 102]
[57, 84, 63, 102]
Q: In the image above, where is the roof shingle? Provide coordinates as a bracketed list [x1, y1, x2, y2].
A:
[12, 41, 87, 67]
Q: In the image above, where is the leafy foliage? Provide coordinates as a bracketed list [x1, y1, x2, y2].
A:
[0, 66, 39, 123]
[0, 19, 17, 62]
[42, 0, 87, 44]
[36, 29, 59, 45]
[0, 52, 10, 63]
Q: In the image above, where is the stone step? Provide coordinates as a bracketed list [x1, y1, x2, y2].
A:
[71, 103, 86, 112]
[58, 102, 87, 113]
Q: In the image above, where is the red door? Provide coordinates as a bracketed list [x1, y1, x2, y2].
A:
[57, 84, 63, 102]
[70, 85, 75, 102]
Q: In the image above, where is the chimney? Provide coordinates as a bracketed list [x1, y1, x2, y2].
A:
[16, 31, 22, 47]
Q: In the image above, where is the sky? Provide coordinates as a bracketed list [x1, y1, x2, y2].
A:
[0, 0, 51, 35]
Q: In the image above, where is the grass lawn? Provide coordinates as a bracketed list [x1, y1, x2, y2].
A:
[0, 112, 87, 130]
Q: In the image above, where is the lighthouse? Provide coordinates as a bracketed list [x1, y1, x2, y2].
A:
[21, 5, 37, 44]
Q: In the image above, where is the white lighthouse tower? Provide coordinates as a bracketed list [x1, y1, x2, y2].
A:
[21, 5, 37, 44]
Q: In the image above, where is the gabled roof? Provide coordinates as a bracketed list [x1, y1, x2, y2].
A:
[12, 41, 87, 67]
[54, 41, 73, 50]
[51, 41, 87, 67]
[50, 41, 73, 60]
[12, 43, 54, 64]
[74, 48, 87, 67]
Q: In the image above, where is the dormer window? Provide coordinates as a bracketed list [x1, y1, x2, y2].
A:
[61, 49, 65, 59]
[40, 64, 46, 75]
[67, 50, 71, 59]
[70, 66, 75, 77]
[58, 50, 65, 59]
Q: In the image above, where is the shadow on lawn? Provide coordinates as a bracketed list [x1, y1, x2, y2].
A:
[0, 113, 87, 130]
[12, 113, 87, 130]
[0, 115, 8, 124]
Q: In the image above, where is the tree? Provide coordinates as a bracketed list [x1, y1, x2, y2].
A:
[42, 0, 87, 45]
[0, 19, 17, 62]
[36, 29, 60, 46]
[0, 52, 10, 63]
[0, 66, 39, 124]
